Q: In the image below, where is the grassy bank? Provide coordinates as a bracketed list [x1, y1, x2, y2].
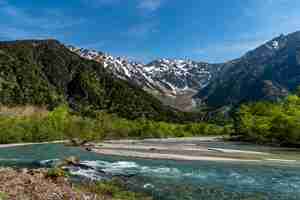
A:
[0, 105, 228, 144]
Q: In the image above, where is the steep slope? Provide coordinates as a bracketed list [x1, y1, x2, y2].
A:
[197, 31, 300, 107]
[69, 31, 300, 110]
[0, 39, 189, 122]
[143, 59, 221, 111]
[68, 46, 220, 111]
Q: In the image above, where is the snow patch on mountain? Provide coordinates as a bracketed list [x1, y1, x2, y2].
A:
[68, 45, 217, 110]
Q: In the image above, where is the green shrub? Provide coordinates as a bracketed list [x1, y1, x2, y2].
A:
[0, 192, 7, 200]
[80, 180, 153, 200]
[234, 95, 300, 146]
[0, 105, 227, 144]
[46, 168, 68, 179]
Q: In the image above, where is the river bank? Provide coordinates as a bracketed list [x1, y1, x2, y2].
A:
[1, 136, 299, 163]
[0, 140, 65, 148]
[0, 137, 223, 149]
[0, 167, 152, 200]
[86, 137, 300, 162]
[0, 142, 300, 200]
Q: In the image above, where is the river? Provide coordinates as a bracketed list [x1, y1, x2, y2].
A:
[0, 143, 300, 200]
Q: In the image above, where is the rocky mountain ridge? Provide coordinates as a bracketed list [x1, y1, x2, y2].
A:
[68, 46, 220, 111]
[0, 39, 194, 122]
[197, 31, 300, 107]
[69, 31, 300, 109]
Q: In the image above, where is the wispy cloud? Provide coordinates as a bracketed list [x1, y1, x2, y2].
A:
[0, 1, 85, 40]
[81, 0, 120, 7]
[80, 41, 107, 49]
[247, 0, 300, 35]
[137, 0, 163, 12]
[1, 5, 84, 29]
[125, 22, 158, 38]
[195, 0, 300, 63]
[191, 38, 267, 62]
[83, 0, 165, 13]
[197, 40, 264, 54]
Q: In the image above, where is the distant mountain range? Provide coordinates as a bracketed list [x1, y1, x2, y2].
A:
[0, 40, 197, 122]
[69, 31, 300, 110]
[0, 31, 299, 121]
[68, 46, 221, 111]
[197, 31, 300, 107]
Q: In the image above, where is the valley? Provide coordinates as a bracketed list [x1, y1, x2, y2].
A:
[68, 45, 218, 111]
[1, 141, 300, 200]
[0, 18, 299, 200]
[1, 0, 300, 199]
[69, 31, 300, 111]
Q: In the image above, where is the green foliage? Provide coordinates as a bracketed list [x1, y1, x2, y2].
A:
[98, 114, 227, 139]
[79, 179, 153, 200]
[296, 85, 300, 97]
[0, 192, 7, 200]
[0, 105, 105, 144]
[234, 95, 300, 146]
[0, 40, 202, 123]
[0, 105, 226, 144]
[46, 167, 68, 179]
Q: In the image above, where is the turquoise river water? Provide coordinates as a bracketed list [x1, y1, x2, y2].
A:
[0, 143, 300, 200]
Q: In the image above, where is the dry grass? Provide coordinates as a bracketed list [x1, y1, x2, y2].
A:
[0, 168, 102, 200]
[0, 105, 49, 117]
[0, 168, 152, 200]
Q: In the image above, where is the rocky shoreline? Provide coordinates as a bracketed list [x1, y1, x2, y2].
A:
[86, 137, 272, 162]
[0, 168, 98, 200]
[0, 167, 152, 200]
[0, 141, 65, 148]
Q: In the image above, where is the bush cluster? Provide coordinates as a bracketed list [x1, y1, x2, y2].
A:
[78, 179, 153, 200]
[0, 105, 104, 144]
[0, 105, 227, 144]
[234, 95, 300, 146]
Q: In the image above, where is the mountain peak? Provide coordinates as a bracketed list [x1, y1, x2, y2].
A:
[198, 31, 300, 107]
[0, 38, 186, 121]
[67, 30, 300, 110]
[68, 45, 217, 111]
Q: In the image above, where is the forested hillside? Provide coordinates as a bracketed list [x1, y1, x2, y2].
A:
[197, 31, 300, 107]
[233, 87, 300, 147]
[0, 40, 200, 122]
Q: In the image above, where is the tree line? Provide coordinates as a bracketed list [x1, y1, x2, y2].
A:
[0, 86, 299, 147]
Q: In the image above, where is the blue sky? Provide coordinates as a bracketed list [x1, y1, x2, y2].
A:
[0, 0, 300, 63]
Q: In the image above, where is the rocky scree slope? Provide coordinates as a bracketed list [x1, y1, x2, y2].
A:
[68, 46, 220, 111]
[69, 31, 300, 110]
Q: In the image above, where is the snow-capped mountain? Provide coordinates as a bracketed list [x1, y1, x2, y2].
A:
[68, 45, 160, 91]
[143, 59, 218, 95]
[68, 45, 218, 111]
[68, 32, 300, 110]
